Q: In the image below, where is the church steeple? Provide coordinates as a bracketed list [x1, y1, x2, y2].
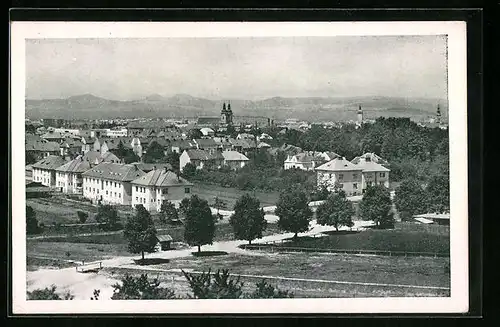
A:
[436, 104, 442, 124]
[357, 105, 363, 124]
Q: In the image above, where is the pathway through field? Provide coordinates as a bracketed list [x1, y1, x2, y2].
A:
[26, 219, 380, 300]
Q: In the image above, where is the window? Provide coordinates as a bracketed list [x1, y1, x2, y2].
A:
[338, 174, 344, 181]
[136, 197, 138, 201]
[114, 182, 117, 187]
[185, 187, 191, 194]
[353, 173, 358, 179]
[106, 191, 108, 195]
[353, 183, 358, 189]
[380, 172, 386, 178]
[338, 183, 344, 188]
[151, 198, 154, 203]
[162, 188, 168, 195]
[136, 186, 138, 192]
[106, 181, 108, 186]
[114, 192, 117, 197]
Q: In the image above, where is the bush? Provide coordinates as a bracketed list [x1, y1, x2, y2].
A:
[77, 211, 89, 224]
[27, 285, 74, 300]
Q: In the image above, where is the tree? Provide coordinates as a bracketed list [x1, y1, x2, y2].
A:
[229, 194, 267, 244]
[26, 205, 41, 234]
[181, 162, 197, 178]
[310, 185, 331, 202]
[111, 274, 176, 299]
[124, 150, 140, 164]
[27, 285, 74, 300]
[165, 151, 180, 172]
[158, 200, 179, 225]
[359, 185, 394, 228]
[77, 210, 89, 224]
[26, 151, 37, 165]
[394, 178, 428, 221]
[275, 189, 313, 239]
[124, 204, 158, 260]
[95, 204, 119, 230]
[316, 190, 355, 231]
[143, 141, 165, 163]
[182, 268, 244, 299]
[183, 195, 216, 253]
[426, 174, 450, 213]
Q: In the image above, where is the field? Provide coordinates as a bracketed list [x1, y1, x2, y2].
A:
[105, 252, 450, 298]
[192, 183, 280, 209]
[257, 222, 449, 254]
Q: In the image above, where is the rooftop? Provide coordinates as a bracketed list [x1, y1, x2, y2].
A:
[315, 158, 362, 172]
[32, 155, 68, 170]
[131, 168, 193, 187]
[55, 155, 92, 173]
[222, 151, 249, 161]
[184, 149, 224, 161]
[82, 162, 145, 182]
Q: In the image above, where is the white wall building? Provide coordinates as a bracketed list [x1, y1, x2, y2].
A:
[106, 128, 128, 138]
[131, 167, 194, 211]
[82, 162, 145, 205]
[31, 155, 68, 187]
[55, 155, 91, 194]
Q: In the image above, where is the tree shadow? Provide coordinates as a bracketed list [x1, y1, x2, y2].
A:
[191, 251, 228, 257]
[133, 258, 171, 265]
[321, 230, 360, 236]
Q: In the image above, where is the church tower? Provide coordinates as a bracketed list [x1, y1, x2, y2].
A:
[226, 101, 233, 125]
[436, 104, 442, 124]
[357, 105, 363, 124]
[221, 102, 227, 124]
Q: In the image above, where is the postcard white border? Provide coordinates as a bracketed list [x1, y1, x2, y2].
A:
[11, 21, 468, 314]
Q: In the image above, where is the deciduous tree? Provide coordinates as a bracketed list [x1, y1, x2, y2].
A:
[229, 194, 267, 244]
[359, 185, 394, 228]
[158, 200, 179, 225]
[95, 204, 119, 230]
[77, 210, 88, 224]
[316, 190, 355, 231]
[111, 274, 176, 299]
[426, 174, 450, 213]
[183, 195, 216, 253]
[275, 189, 313, 239]
[27, 285, 74, 300]
[394, 178, 428, 220]
[143, 141, 165, 164]
[26, 205, 41, 234]
[123, 204, 158, 260]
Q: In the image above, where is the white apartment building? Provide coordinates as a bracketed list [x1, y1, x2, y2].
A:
[106, 128, 128, 138]
[131, 167, 194, 211]
[31, 155, 68, 187]
[284, 153, 325, 171]
[82, 162, 145, 205]
[55, 155, 91, 194]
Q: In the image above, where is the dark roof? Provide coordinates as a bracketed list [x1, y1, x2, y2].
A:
[184, 149, 224, 161]
[131, 169, 193, 187]
[171, 140, 195, 149]
[132, 162, 173, 173]
[32, 155, 67, 170]
[55, 155, 92, 173]
[196, 117, 220, 125]
[82, 151, 121, 165]
[82, 162, 146, 182]
[194, 138, 218, 147]
[25, 140, 60, 152]
[157, 234, 173, 242]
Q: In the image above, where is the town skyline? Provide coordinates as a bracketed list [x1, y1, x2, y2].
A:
[26, 36, 448, 101]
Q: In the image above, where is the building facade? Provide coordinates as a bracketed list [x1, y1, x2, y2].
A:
[131, 167, 194, 211]
[54, 155, 91, 194]
[82, 162, 145, 205]
[31, 155, 68, 187]
[315, 158, 364, 196]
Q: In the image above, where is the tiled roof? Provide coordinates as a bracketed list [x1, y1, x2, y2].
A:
[257, 142, 271, 148]
[355, 161, 390, 172]
[132, 162, 173, 173]
[55, 155, 92, 173]
[196, 117, 220, 125]
[157, 234, 173, 242]
[171, 140, 195, 149]
[184, 149, 224, 160]
[127, 121, 172, 129]
[315, 158, 363, 172]
[131, 169, 193, 187]
[32, 155, 67, 170]
[82, 162, 145, 181]
[287, 153, 325, 163]
[222, 151, 249, 161]
[26, 140, 60, 152]
[351, 152, 389, 166]
[194, 138, 218, 147]
[82, 151, 121, 164]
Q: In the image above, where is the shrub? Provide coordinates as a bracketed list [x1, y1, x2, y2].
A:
[77, 210, 89, 224]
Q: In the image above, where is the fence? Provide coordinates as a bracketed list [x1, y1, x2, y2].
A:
[240, 243, 449, 258]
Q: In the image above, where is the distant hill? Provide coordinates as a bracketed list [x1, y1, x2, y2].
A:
[25, 94, 448, 122]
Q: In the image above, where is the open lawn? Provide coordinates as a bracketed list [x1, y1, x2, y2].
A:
[257, 222, 449, 254]
[106, 251, 450, 298]
[192, 183, 280, 209]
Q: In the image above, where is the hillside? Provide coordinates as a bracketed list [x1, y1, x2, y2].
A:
[25, 94, 448, 122]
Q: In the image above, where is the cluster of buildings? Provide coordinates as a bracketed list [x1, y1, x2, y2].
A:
[284, 151, 391, 196]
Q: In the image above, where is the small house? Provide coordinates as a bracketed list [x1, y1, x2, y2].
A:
[156, 234, 173, 251]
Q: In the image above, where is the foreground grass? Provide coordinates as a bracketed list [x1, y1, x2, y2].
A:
[261, 223, 449, 254]
[192, 183, 280, 209]
[105, 252, 450, 298]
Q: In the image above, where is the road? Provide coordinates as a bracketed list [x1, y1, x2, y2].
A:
[26, 219, 375, 300]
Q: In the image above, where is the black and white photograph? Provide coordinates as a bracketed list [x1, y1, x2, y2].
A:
[10, 21, 469, 314]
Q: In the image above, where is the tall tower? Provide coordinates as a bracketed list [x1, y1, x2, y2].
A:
[436, 104, 442, 124]
[226, 101, 233, 125]
[221, 102, 227, 124]
[357, 105, 363, 124]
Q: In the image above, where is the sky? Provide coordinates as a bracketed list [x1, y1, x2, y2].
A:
[25, 36, 448, 101]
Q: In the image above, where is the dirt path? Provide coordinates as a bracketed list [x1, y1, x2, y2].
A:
[26, 220, 375, 300]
